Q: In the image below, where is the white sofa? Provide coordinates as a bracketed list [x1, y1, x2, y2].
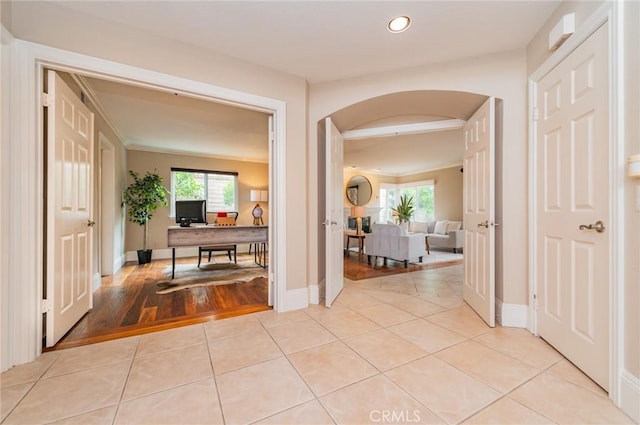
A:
[364, 223, 428, 268]
[409, 220, 464, 253]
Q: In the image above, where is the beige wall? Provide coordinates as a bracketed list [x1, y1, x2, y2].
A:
[527, 0, 640, 383]
[343, 165, 464, 225]
[397, 166, 463, 222]
[124, 150, 269, 253]
[310, 49, 529, 306]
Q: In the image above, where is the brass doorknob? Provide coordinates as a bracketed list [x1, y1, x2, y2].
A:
[579, 220, 605, 233]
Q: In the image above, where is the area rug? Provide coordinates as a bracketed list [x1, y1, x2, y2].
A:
[157, 259, 267, 294]
[344, 249, 463, 281]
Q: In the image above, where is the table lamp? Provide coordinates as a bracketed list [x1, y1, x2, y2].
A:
[350, 206, 366, 235]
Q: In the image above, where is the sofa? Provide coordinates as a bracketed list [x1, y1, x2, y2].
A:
[409, 220, 464, 253]
[364, 223, 428, 268]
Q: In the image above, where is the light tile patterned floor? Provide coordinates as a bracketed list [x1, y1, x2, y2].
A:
[1, 264, 634, 424]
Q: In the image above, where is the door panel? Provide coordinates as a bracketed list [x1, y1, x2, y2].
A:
[46, 70, 95, 347]
[463, 97, 495, 327]
[325, 117, 344, 307]
[535, 23, 609, 390]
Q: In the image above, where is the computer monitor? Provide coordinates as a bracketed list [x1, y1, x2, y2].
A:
[175, 200, 207, 224]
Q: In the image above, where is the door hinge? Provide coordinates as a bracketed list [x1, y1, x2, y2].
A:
[41, 299, 52, 313]
[532, 106, 539, 121]
[41, 92, 52, 107]
[270, 131, 275, 143]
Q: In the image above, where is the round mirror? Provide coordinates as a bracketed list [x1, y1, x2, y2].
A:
[345, 175, 372, 206]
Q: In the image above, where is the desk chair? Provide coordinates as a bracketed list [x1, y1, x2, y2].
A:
[198, 211, 238, 268]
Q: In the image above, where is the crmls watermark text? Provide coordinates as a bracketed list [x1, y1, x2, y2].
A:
[369, 409, 421, 423]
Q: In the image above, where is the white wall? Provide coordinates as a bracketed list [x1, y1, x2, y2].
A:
[309, 49, 530, 307]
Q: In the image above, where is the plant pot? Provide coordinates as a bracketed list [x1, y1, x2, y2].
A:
[137, 249, 153, 265]
[399, 221, 409, 235]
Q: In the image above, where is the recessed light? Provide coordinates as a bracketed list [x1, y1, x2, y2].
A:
[388, 16, 411, 33]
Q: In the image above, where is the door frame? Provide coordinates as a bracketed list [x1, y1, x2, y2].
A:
[99, 132, 116, 280]
[528, 1, 624, 403]
[8, 40, 288, 365]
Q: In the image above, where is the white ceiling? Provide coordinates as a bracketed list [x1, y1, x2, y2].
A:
[9, 1, 559, 175]
[83, 77, 270, 162]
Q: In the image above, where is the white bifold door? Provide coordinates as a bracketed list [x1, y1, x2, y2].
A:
[324, 117, 344, 307]
[46, 70, 95, 347]
[463, 97, 496, 327]
[535, 23, 610, 390]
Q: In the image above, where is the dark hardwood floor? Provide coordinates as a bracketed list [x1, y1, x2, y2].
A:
[49, 253, 270, 350]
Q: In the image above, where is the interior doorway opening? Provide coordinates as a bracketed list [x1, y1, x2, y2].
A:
[29, 50, 286, 351]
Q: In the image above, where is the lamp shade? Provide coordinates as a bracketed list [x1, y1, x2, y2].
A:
[251, 189, 268, 202]
[350, 206, 366, 218]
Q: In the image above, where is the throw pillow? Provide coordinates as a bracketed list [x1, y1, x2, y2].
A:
[434, 220, 449, 235]
[410, 221, 428, 233]
[447, 221, 462, 232]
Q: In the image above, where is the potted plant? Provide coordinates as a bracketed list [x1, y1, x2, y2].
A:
[122, 170, 169, 264]
[392, 194, 415, 233]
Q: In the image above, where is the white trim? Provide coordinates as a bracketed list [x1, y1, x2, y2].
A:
[92, 273, 101, 292]
[620, 370, 640, 423]
[125, 247, 199, 262]
[99, 132, 116, 278]
[281, 287, 310, 312]
[71, 74, 127, 145]
[495, 299, 528, 328]
[1, 25, 15, 372]
[7, 39, 288, 368]
[342, 119, 466, 140]
[309, 284, 320, 305]
[127, 144, 269, 164]
[609, 0, 625, 407]
[114, 254, 125, 273]
[528, 1, 623, 405]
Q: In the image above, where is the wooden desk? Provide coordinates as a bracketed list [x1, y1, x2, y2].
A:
[167, 225, 268, 278]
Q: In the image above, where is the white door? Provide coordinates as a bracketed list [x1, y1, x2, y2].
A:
[46, 70, 95, 347]
[535, 23, 609, 390]
[325, 117, 344, 306]
[463, 97, 496, 327]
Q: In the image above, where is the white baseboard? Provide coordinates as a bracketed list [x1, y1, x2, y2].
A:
[309, 284, 320, 304]
[125, 247, 199, 262]
[92, 273, 101, 292]
[496, 299, 528, 328]
[620, 370, 640, 423]
[125, 245, 254, 263]
[113, 254, 125, 273]
[279, 287, 309, 312]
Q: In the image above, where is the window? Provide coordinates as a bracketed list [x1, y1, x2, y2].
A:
[379, 180, 435, 222]
[170, 168, 238, 215]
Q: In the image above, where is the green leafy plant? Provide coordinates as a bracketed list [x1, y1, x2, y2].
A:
[122, 170, 169, 252]
[392, 194, 415, 223]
